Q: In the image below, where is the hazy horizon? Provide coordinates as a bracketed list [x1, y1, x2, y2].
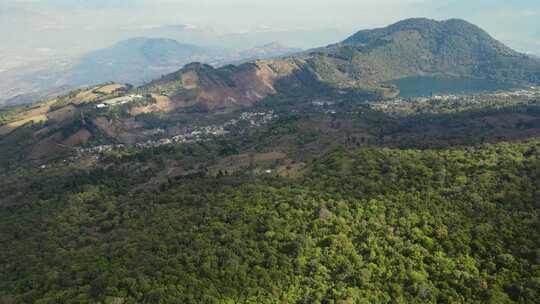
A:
[1, 0, 539, 71]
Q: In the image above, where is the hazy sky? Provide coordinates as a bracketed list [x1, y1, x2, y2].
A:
[0, 0, 539, 69]
[2, 0, 538, 28]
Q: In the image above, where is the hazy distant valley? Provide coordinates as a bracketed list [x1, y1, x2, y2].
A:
[0, 36, 303, 107]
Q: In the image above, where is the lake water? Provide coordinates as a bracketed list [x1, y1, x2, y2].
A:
[388, 76, 520, 98]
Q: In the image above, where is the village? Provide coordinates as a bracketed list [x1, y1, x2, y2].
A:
[371, 86, 540, 113]
[66, 85, 540, 158]
[76, 110, 277, 155]
[414, 86, 540, 102]
[95, 94, 144, 109]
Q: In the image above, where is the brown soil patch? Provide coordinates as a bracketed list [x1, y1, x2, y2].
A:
[95, 84, 125, 94]
[180, 72, 199, 89]
[23, 100, 55, 118]
[27, 132, 66, 160]
[129, 94, 176, 115]
[0, 114, 48, 136]
[254, 151, 287, 162]
[209, 151, 288, 175]
[47, 105, 77, 122]
[160, 60, 300, 111]
[74, 90, 100, 104]
[62, 128, 92, 146]
[93, 117, 145, 144]
[72, 84, 125, 105]
[195, 64, 279, 110]
[0, 100, 56, 136]
[276, 162, 306, 178]
[93, 117, 118, 138]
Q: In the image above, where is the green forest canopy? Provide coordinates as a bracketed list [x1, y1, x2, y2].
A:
[1, 140, 539, 303]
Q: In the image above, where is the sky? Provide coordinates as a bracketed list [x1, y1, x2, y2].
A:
[0, 0, 539, 69]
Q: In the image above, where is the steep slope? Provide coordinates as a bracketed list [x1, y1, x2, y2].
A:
[337, 18, 540, 84]
[2, 18, 540, 163]
[0, 39, 305, 108]
[142, 60, 310, 111]
[0, 38, 222, 107]
[144, 18, 540, 111]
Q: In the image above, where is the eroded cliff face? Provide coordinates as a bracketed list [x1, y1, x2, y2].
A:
[143, 59, 312, 110]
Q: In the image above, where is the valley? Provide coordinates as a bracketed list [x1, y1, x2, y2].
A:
[1, 17, 540, 303]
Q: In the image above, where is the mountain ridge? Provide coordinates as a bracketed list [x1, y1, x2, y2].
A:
[142, 18, 540, 111]
[1, 18, 540, 163]
[334, 18, 540, 84]
[0, 38, 303, 108]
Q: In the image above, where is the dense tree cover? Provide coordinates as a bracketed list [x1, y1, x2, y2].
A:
[1, 17, 539, 303]
[1, 140, 539, 303]
[371, 95, 540, 117]
[342, 18, 540, 85]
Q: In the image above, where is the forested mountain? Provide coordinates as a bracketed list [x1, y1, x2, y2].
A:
[138, 18, 540, 112]
[1, 18, 540, 303]
[1, 18, 540, 168]
[3, 18, 540, 109]
[1, 139, 539, 303]
[338, 18, 540, 84]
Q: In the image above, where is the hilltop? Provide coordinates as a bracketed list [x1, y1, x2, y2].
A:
[138, 18, 540, 111]
[337, 18, 540, 84]
[0, 38, 302, 108]
[1, 18, 540, 165]
[1, 18, 540, 303]
[3, 18, 540, 110]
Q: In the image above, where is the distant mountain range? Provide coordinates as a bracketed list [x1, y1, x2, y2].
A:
[3, 18, 539, 111]
[0, 38, 301, 107]
[135, 24, 350, 50]
[70, 38, 220, 85]
[3, 18, 539, 110]
[0, 17, 539, 166]
[143, 18, 540, 111]
[11, 18, 538, 110]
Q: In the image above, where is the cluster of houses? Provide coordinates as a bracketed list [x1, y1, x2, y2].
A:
[77, 144, 126, 154]
[311, 100, 336, 107]
[135, 110, 276, 149]
[76, 110, 278, 154]
[426, 87, 540, 102]
[488, 87, 540, 99]
[237, 111, 277, 127]
[96, 94, 143, 109]
[369, 86, 540, 116]
[136, 125, 229, 149]
[381, 87, 540, 106]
